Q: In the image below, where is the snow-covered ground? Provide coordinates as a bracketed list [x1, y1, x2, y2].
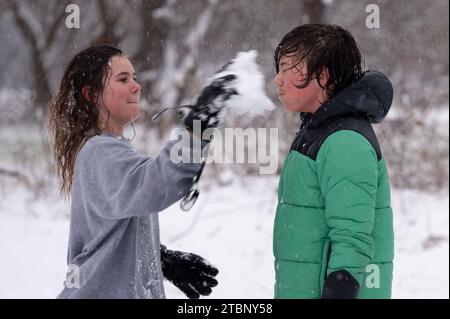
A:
[0, 175, 448, 299]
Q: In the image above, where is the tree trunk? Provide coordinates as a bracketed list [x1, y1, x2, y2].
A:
[303, 0, 325, 23]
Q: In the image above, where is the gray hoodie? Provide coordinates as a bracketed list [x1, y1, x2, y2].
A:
[57, 133, 202, 299]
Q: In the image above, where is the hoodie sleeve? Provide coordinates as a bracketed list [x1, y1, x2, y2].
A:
[75, 134, 203, 219]
[317, 130, 378, 288]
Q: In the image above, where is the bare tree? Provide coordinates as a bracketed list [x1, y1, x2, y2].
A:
[90, 0, 121, 46]
[5, 0, 70, 117]
[303, 0, 326, 23]
[131, 0, 168, 73]
[4, 0, 127, 120]
[133, 0, 220, 137]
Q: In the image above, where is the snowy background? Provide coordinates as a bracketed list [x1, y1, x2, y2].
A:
[0, 172, 448, 298]
[0, 0, 449, 299]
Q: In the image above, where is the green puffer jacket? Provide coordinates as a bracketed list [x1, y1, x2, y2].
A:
[273, 71, 394, 299]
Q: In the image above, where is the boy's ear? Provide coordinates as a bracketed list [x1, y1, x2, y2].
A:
[319, 67, 330, 87]
[82, 86, 91, 102]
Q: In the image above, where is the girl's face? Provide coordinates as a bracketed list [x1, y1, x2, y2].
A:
[273, 55, 327, 114]
[99, 56, 141, 134]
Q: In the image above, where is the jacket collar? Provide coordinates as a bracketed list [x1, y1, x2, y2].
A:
[302, 70, 393, 129]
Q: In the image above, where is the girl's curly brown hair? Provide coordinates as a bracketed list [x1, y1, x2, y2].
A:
[48, 45, 123, 196]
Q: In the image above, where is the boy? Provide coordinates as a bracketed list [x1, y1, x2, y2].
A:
[272, 24, 394, 299]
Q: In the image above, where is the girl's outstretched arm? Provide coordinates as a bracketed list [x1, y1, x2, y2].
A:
[72, 134, 203, 219]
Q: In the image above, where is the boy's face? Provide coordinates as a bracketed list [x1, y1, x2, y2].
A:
[273, 55, 327, 113]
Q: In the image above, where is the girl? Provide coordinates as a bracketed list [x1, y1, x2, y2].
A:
[49, 45, 218, 299]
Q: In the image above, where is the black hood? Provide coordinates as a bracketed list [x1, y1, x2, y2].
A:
[306, 70, 393, 129]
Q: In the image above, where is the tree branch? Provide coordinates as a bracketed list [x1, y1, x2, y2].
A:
[91, 0, 121, 46]
[6, 0, 40, 51]
[44, 0, 71, 48]
[156, 0, 219, 108]
[0, 167, 30, 184]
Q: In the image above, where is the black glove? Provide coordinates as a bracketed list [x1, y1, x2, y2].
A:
[322, 270, 360, 299]
[160, 244, 219, 299]
[183, 74, 238, 136]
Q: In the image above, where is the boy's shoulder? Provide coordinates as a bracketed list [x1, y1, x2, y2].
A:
[321, 129, 376, 155]
[292, 116, 382, 161]
[322, 117, 381, 158]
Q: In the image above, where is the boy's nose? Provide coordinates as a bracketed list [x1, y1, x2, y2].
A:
[273, 73, 283, 87]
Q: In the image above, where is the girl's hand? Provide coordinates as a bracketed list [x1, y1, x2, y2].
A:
[160, 245, 219, 299]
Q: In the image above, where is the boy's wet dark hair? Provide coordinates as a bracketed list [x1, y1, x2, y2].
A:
[275, 24, 364, 99]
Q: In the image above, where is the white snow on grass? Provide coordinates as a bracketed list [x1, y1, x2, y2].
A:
[0, 176, 448, 299]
